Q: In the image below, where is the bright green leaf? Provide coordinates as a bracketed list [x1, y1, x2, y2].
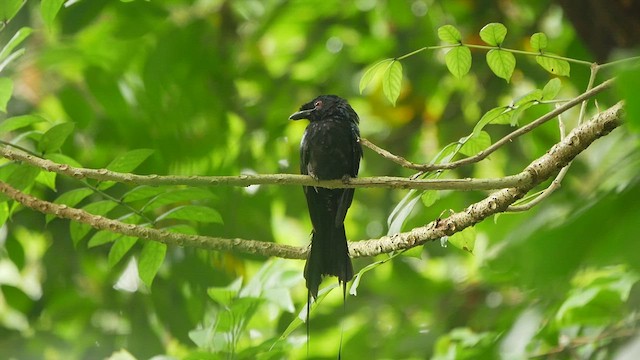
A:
[138, 241, 166, 288]
[382, 60, 403, 106]
[445, 46, 472, 79]
[0, 77, 13, 112]
[510, 102, 535, 126]
[460, 131, 491, 156]
[38, 122, 75, 154]
[3, 164, 39, 192]
[486, 49, 516, 82]
[530, 32, 548, 52]
[0, 0, 24, 22]
[122, 185, 171, 203]
[88, 231, 121, 248]
[0, 114, 46, 134]
[542, 78, 562, 100]
[0, 202, 8, 227]
[616, 66, 640, 132]
[359, 59, 392, 94]
[40, 0, 65, 28]
[448, 226, 476, 253]
[536, 55, 570, 76]
[438, 25, 462, 44]
[143, 188, 216, 211]
[35, 171, 56, 191]
[108, 236, 137, 268]
[106, 149, 154, 173]
[421, 190, 439, 207]
[156, 205, 223, 224]
[473, 106, 511, 135]
[208, 277, 243, 306]
[0, 27, 32, 63]
[479, 23, 507, 46]
[514, 89, 543, 107]
[45, 153, 83, 167]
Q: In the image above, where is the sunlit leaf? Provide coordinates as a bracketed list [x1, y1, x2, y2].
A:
[448, 226, 476, 253]
[542, 78, 562, 100]
[510, 102, 535, 126]
[536, 55, 570, 76]
[387, 189, 420, 235]
[486, 49, 515, 82]
[473, 106, 511, 135]
[106, 149, 154, 173]
[616, 66, 640, 132]
[38, 122, 75, 154]
[479, 23, 507, 46]
[88, 230, 121, 248]
[445, 46, 472, 79]
[208, 277, 243, 306]
[530, 32, 548, 52]
[138, 241, 166, 287]
[122, 185, 171, 203]
[108, 236, 138, 268]
[35, 171, 56, 191]
[382, 60, 403, 106]
[514, 89, 543, 106]
[0, 202, 8, 228]
[460, 131, 491, 156]
[0, 27, 32, 63]
[359, 58, 392, 94]
[40, 0, 65, 28]
[0, 77, 13, 112]
[421, 190, 439, 207]
[0, 114, 46, 134]
[438, 25, 462, 44]
[0, 0, 24, 23]
[156, 205, 223, 224]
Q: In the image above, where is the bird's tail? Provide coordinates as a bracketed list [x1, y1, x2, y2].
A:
[304, 224, 353, 299]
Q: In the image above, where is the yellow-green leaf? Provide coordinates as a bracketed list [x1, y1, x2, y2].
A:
[445, 46, 472, 79]
[530, 32, 548, 52]
[359, 59, 393, 94]
[536, 55, 570, 76]
[479, 23, 507, 46]
[438, 25, 462, 44]
[486, 49, 515, 82]
[382, 60, 402, 106]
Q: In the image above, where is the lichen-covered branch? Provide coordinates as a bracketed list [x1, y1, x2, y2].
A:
[0, 102, 623, 259]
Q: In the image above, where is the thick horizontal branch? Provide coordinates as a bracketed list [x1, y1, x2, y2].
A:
[0, 102, 624, 259]
[361, 78, 614, 172]
[0, 146, 530, 191]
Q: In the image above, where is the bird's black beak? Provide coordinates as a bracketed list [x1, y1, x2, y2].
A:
[289, 108, 313, 121]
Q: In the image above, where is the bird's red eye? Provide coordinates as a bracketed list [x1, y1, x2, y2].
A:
[314, 100, 323, 109]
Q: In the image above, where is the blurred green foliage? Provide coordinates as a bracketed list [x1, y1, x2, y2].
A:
[0, 0, 639, 359]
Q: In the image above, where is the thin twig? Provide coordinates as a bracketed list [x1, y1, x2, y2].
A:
[360, 79, 614, 172]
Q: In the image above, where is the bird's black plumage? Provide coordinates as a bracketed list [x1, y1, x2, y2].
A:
[289, 95, 362, 299]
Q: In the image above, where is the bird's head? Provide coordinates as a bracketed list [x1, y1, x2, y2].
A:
[289, 95, 359, 124]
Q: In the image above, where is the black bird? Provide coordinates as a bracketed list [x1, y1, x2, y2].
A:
[289, 95, 362, 299]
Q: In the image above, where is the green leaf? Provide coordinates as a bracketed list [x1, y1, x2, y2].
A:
[0, 77, 13, 112]
[359, 59, 392, 94]
[40, 0, 65, 28]
[438, 25, 462, 44]
[421, 190, 439, 207]
[35, 171, 56, 191]
[156, 205, 223, 224]
[542, 78, 562, 100]
[536, 55, 570, 76]
[382, 60, 403, 106]
[530, 32, 548, 52]
[88, 231, 121, 248]
[486, 49, 515, 82]
[108, 236, 138, 268]
[38, 122, 75, 154]
[2, 164, 39, 192]
[448, 226, 476, 253]
[0, 27, 32, 63]
[47, 188, 93, 224]
[460, 131, 491, 156]
[387, 189, 420, 235]
[616, 66, 640, 132]
[69, 200, 118, 246]
[45, 153, 83, 167]
[473, 106, 511, 135]
[106, 149, 154, 172]
[0, 114, 46, 134]
[0, 0, 24, 23]
[138, 241, 166, 288]
[479, 23, 507, 46]
[445, 46, 472, 79]
[514, 89, 543, 106]
[0, 202, 8, 228]
[208, 277, 243, 306]
[142, 187, 216, 211]
[510, 102, 535, 126]
[122, 185, 171, 203]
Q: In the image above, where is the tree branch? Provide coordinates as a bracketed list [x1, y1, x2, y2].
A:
[360, 78, 614, 172]
[0, 102, 623, 259]
[0, 146, 530, 191]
